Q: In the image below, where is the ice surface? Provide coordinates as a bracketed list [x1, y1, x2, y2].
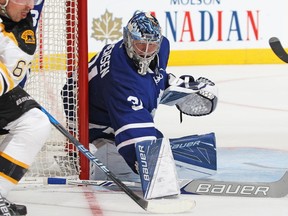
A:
[9, 64, 288, 216]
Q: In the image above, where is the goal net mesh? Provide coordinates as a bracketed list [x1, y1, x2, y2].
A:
[22, 0, 81, 182]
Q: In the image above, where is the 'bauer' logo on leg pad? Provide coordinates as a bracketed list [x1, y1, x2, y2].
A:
[136, 138, 180, 199]
[170, 132, 217, 179]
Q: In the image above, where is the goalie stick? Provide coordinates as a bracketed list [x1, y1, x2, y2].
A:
[40, 106, 196, 213]
[269, 37, 288, 63]
[50, 171, 288, 198]
[180, 171, 288, 198]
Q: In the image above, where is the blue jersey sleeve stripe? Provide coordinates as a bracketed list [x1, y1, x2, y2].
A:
[89, 123, 108, 129]
[116, 136, 157, 150]
[88, 67, 98, 81]
[115, 122, 155, 136]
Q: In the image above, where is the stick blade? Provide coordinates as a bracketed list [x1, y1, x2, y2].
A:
[269, 37, 280, 44]
[269, 37, 288, 63]
[146, 196, 196, 214]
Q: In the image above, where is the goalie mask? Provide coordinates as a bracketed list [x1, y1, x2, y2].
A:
[123, 11, 162, 75]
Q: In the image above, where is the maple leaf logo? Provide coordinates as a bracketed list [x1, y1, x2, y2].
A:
[91, 10, 122, 44]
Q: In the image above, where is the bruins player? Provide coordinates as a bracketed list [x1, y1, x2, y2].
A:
[0, 0, 50, 215]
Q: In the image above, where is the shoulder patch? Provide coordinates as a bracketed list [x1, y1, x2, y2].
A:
[21, 30, 36, 44]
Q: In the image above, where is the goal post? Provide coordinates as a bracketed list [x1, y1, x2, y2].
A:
[22, 0, 89, 183]
[77, 0, 89, 180]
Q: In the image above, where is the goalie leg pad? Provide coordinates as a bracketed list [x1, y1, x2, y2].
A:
[135, 138, 180, 199]
[89, 139, 140, 182]
[170, 132, 217, 179]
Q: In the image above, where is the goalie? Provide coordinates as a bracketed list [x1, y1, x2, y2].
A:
[64, 11, 217, 199]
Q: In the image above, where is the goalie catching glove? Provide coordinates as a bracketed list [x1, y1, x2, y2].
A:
[176, 75, 218, 116]
[160, 74, 218, 116]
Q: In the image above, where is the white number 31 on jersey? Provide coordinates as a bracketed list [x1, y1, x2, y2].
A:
[127, 96, 143, 111]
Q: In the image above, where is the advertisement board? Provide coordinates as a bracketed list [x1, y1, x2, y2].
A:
[88, 0, 288, 65]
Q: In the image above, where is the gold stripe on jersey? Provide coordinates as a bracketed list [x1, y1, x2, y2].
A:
[0, 23, 18, 46]
[0, 152, 29, 184]
[0, 172, 18, 184]
[0, 152, 29, 169]
[0, 61, 15, 96]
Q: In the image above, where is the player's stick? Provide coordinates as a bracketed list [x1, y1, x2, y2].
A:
[51, 171, 288, 198]
[40, 106, 195, 213]
[47, 177, 141, 188]
[180, 171, 288, 198]
[269, 37, 288, 63]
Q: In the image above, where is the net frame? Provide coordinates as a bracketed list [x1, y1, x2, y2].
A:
[21, 0, 89, 183]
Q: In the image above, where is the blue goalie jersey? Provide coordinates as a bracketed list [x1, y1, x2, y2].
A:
[88, 37, 170, 165]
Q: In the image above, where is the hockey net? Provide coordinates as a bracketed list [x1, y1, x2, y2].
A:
[20, 0, 89, 184]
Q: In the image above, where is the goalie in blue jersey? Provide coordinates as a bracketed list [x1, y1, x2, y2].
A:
[64, 11, 218, 199]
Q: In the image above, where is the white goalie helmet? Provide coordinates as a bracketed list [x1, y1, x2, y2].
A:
[123, 11, 163, 75]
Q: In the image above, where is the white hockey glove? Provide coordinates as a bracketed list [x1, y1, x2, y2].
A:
[160, 74, 200, 106]
[175, 75, 218, 116]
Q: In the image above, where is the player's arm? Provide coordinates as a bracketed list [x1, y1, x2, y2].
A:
[0, 0, 45, 97]
[0, 26, 15, 96]
[0, 62, 15, 96]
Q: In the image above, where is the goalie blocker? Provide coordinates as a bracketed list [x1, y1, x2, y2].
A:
[136, 132, 216, 199]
